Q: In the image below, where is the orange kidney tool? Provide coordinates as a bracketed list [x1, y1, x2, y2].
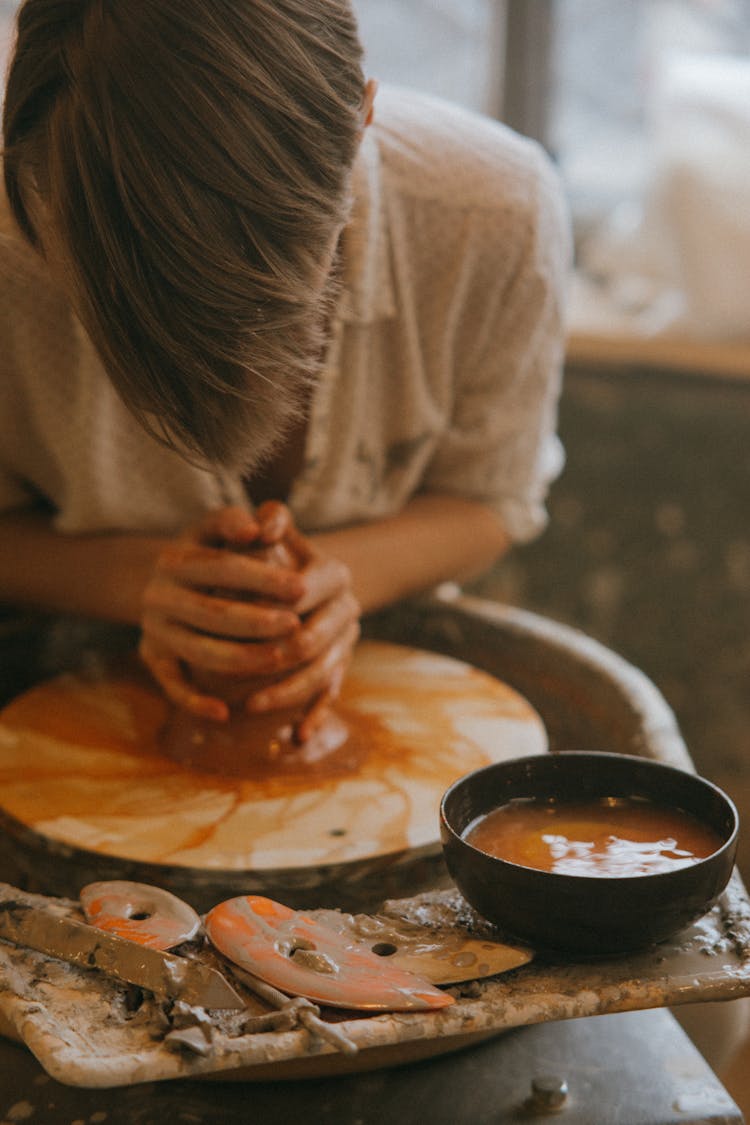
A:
[80, 880, 202, 950]
[204, 895, 454, 1011]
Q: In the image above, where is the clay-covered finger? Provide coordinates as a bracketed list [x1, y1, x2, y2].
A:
[276, 590, 360, 665]
[293, 555, 352, 616]
[156, 543, 304, 602]
[254, 500, 295, 544]
[138, 637, 229, 720]
[193, 506, 260, 548]
[143, 576, 300, 639]
[141, 614, 314, 679]
[245, 619, 360, 713]
[294, 662, 347, 743]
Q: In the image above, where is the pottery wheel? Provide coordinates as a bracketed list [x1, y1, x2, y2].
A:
[0, 640, 546, 873]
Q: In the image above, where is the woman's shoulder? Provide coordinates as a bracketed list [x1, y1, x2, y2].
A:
[372, 85, 561, 217]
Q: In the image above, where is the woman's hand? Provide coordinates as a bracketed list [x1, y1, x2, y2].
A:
[138, 506, 305, 721]
[138, 504, 361, 734]
[244, 516, 361, 739]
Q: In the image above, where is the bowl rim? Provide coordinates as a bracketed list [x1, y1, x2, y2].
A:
[440, 750, 740, 886]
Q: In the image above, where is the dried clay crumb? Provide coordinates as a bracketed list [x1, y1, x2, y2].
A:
[3, 1102, 35, 1123]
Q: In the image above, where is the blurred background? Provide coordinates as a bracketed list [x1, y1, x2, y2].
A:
[2, 0, 750, 1100]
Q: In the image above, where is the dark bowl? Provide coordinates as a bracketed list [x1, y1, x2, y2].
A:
[440, 751, 739, 956]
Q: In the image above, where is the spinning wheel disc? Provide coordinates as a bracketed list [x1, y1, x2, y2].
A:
[0, 641, 546, 905]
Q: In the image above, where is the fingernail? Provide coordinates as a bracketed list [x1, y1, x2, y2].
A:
[201, 701, 229, 722]
[246, 692, 270, 711]
[277, 611, 300, 629]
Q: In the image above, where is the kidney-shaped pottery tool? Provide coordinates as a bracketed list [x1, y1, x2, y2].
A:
[205, 895, 456, 1011]
[305, 906, 533, 985]
[79, 880, 203, 949]
[205, 894, 532, 1009]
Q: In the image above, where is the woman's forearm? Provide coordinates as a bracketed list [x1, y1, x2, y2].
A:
[310, 493, 510, 615]
[0, 494, 511, 628]
[0, 509, 165, 625]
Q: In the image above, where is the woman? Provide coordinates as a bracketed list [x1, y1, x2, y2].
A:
[0, 0, 569, 736]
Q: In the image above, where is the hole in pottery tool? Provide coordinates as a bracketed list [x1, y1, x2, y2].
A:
[289, 937, 315, 953]
[290, 948, 337, 974]
[278, 936, 316, 958]
[371, 942, 398, 957]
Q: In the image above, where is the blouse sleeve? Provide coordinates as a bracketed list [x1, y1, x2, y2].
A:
[422, 147, 571, 544]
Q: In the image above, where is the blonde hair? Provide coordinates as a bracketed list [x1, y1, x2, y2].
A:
[3, 0, 365, 469]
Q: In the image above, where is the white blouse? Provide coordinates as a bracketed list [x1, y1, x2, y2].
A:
[0, 87, 570, 543]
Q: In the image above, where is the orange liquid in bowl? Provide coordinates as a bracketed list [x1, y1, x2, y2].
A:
[464, 796, 724, 877]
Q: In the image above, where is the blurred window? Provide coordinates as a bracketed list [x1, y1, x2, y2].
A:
[355, 0, 750, 216]
[0, 0, 15, 83]
[356, 0, 750, 348]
